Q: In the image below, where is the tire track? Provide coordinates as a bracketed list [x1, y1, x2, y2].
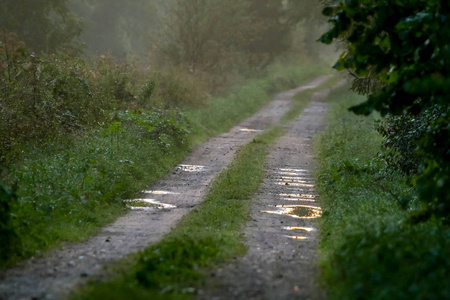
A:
[198, 85, 340, 300]
[0, 76, 330, 300]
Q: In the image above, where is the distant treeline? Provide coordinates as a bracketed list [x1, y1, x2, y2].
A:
[0, 0, 326, 64]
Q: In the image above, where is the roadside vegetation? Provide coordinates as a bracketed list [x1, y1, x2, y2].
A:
[317, 2, 450, 298]
[71, 127, 284, 300]
[70, 72, 332, 300]
[0, 0, 330, 267]
[0, 46, 328, 267]
[315, 88, 450, 300]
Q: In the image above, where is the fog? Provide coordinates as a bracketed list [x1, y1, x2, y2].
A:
[1, 0, 338, 73]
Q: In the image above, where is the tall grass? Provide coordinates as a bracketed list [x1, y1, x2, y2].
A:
[186, 62, 331, 144]
[315, 87, 450, 300]
[0, 43, 330, 267]
[71, 128, 284, 300]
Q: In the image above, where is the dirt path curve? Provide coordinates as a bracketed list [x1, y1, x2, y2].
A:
[198, 87, 337, 300]
[0, 76, 330, 300]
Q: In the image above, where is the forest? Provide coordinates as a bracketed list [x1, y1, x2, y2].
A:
[1, 0, 449, 299]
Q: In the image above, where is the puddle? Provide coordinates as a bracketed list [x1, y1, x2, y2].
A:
[279, 168, 309, 173]
[263, 205, 322, 219]
[283, 226, 315, 232]
[280, 197, 316, 202]
[277, 176, 313, 181]
[239, 128, 263, 132]
[124, 199, 177, 211]
[176, 164, 206, 172]
[279, 193, 316, 199]
[284, 235, 308, 240]
[275, 182, 315, 187]
[142, 190, 180, 195]
[277, 172, 309, 176]
[275, 178, 313, 184]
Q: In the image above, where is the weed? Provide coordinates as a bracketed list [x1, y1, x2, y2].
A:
[315, 88, 450, 300]
[71, 128, 284, 299]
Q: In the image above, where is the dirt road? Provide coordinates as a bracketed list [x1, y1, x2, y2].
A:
[0, 76, 330, 300]
[198, 88, 336, 300]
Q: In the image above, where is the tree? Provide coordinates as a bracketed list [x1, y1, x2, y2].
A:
[0, 0, 82, 53]
[320, 0, 450, 222]
[152, 0, 320, 75]
[68, 0, 157, 61]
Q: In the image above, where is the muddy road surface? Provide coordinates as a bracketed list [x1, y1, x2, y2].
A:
[198, 88, 335, 300]
[0, 76, 330, 300]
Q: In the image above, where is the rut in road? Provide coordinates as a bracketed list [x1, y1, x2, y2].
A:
[198, 85, 340, 300]
[0, 76, 330, 300]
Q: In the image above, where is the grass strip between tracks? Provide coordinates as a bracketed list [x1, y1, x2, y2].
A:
[280, 74, 341, 125]
[72, 127, 285, 300]
[2, 65, 331, 268]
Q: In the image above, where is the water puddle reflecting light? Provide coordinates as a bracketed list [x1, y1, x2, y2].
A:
[279, 168, 309, 173]
[177, 164, 206, 172]
[275, 182, 315, 187]
[239, 128, 263, 132]
[124, 199, 177, 211]
[142, 190, 180, 195]
[280, 197, 316, 202]
[278, 176, 313, 181]
[279, 193, 316, 199]
[284, 235, 308, 240]
[263, 205, 322, 219]
[283, 226, 315, 232]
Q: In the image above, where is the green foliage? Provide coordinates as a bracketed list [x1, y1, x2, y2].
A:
[0, 184, 21, 260]
[376, 105, 448, 176]
[316, 89, 450, 300]
[72, 128, 283, 299]
[152, 0, 324, 82]
[320, 0, 450, 222]
[0, 0, 82, 53]
[1, 35, 326, 267]
[3, 109, 190, 266]
[68, 0, 157, 61]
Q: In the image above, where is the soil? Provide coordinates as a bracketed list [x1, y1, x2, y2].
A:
[0, 76, 330, 300]
[197, 87, 340, 300]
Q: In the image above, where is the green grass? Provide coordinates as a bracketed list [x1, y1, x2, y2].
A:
[71, 127, 285, 300]
[186, 62, 332, 145]
[1, 62, 331, 268]
[280, 74, 341, 124]
[315, 87, 450, 300]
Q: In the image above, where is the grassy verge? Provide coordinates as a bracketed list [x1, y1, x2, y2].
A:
[315, 87, 450, 300]
[186, 63, 332, 145]
[71, 127, 285, 300]
[1, 62, 330, 268]
[280, 74, 341, 124]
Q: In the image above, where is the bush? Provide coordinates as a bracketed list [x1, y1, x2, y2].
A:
[375, 106, 444, 175]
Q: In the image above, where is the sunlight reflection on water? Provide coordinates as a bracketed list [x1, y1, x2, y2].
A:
[177, 164, 206, 172]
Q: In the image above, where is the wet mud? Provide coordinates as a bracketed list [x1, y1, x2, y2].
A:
[198, 88, 334, 300]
